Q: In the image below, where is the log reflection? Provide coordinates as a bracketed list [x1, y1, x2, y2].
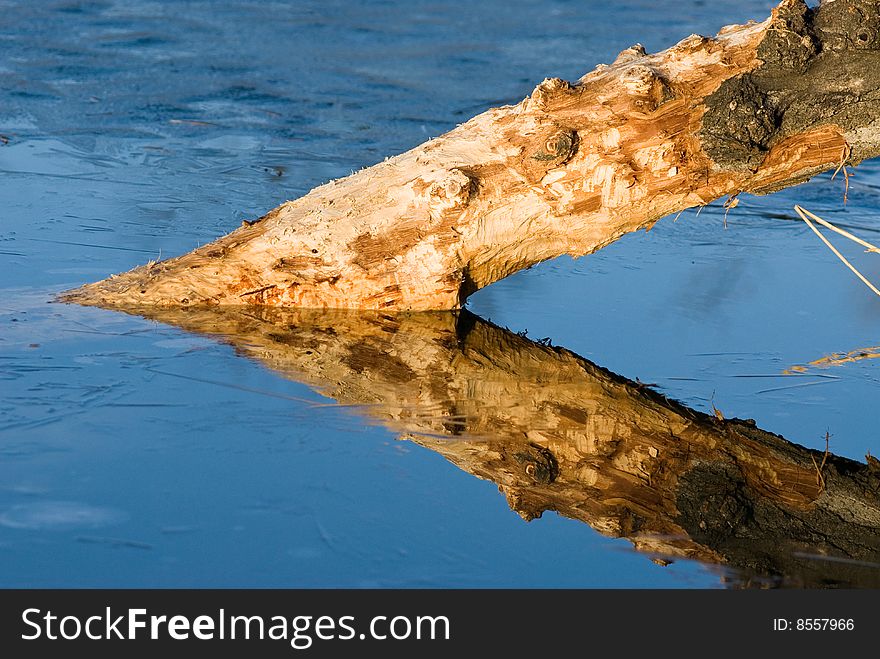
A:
[124, 306, 880, 587]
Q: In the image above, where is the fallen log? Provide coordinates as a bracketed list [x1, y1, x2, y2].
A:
[114, 305, 880, 586]
[61, 0, 880, 311]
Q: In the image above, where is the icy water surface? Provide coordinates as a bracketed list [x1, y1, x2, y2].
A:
[2, 0, 880, 587]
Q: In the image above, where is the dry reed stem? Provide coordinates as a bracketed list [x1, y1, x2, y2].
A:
[793, 205, 880, 298]
[795, 205, 880, 253]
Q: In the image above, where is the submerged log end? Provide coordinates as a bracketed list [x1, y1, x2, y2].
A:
[58, 264, 156, 308]
[58, 200, 469, 311]
[57, 245, 467, 312]
[58, 220, 279, 309]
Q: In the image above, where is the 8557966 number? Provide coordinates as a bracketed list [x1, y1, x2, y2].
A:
[773, 619, 854, 631]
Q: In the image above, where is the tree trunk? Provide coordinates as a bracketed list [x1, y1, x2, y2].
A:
[118, 304, 880, 586]
[61, 0, 880, 311]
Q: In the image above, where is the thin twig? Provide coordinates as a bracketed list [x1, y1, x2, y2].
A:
[723, 193, 739, 229]
[710, 390, 724, 421]
[820, 431, 831, 473]
[794, 205, 880, 298]
[831, 144, 852, 205]
[811, 454, 826, 492]
[811, 431, 831, 493]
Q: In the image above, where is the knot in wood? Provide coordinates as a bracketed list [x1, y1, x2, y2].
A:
[516, 125, 578, 182]
[513, 443, 559, 485]
[502, 487, 547, 522]
[529, 76, 573, 109]
[427, 168, 474, 219]
[621, 64, 660, 95]
[675, 33, 714, 52]
[613, 43, 647, 65]
[620, 64, 674, 111]
[531, 128, 577, 163]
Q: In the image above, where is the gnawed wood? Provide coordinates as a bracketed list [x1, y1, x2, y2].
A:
[115, 305, 880, 586]
[61, 0, 880, 311]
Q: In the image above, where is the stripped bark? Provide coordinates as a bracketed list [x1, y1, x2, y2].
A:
[61, 0, 880, 311]
[120, 305, 880, 587]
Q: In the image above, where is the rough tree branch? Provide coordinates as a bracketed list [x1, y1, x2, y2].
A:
[62, 0, 880, 311]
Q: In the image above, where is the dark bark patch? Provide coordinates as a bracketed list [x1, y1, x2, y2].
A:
[701, 0, 880, 171]
[702, 77, 779, 171]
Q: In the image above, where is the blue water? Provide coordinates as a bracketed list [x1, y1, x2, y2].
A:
[2, 0, 878, 587]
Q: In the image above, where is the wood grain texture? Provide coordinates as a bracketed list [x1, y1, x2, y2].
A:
[61, 0, 880, 311]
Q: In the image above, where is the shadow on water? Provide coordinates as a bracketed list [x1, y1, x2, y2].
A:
[100, 304, 880, 588]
